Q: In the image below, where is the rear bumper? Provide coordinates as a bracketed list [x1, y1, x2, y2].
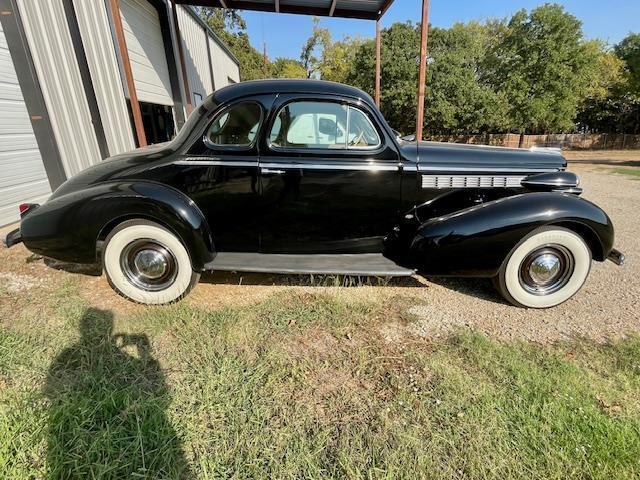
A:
[607, 248, 625, 266]
[2, 228, 22, 248]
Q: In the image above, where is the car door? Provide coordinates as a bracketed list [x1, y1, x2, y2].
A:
[175, 98, 266, 252]
[258, 94, 402, 254]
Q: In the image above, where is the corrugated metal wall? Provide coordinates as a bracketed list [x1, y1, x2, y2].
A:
[16, 0, 102, 178]
[74, 0, 135, 156]
[209, 35, 240, 88]
[0, 21, 51, 227]
[119, 0, 174, 106]
[176, 5, 212, 106]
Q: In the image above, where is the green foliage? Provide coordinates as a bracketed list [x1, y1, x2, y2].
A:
[615, 33, 640, 95]
[424, 22, 511, 135]
[346, 22, 420, 135]
[269, 58, 307, 79]
[199, 7, 266, 81]
[318, 36, 366, 83]
[300, 17, 331, 78]
[490, 4, 599, 133]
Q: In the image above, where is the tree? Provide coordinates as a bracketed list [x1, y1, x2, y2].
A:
[270, 58, 307, 79]
[615, 33, 640, 94]
[300, 17, 331, 78]
[198, 7, 267, 81]
[318, 37, 365, 83]
[489, 4, 598, 133]
[346, 22, 420, 134]
[423, 22, 511, 135]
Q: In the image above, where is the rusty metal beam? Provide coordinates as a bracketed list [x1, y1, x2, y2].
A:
[375, 19, 381, 108]
[107, 0, 146, 147]
[416, 0, 430, 142]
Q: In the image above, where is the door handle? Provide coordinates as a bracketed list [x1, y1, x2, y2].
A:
[261, 168, 286, 175]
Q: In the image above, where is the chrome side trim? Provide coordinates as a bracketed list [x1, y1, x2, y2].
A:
[418, 165, 556, 173]
[422, 175, 526, 189]
[176, 158, 257, 167]
[259, 162, 399, 172]
[177, 158, 399, 171]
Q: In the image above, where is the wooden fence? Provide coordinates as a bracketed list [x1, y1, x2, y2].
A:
[426, 133, 640, 150]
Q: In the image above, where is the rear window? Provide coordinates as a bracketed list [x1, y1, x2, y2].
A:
[205, 102, 262, 147]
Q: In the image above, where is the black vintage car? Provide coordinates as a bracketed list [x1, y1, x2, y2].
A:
[4, 80, 624, 307]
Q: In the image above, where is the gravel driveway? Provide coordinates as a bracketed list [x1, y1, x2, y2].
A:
[1, 160, 638, 344]
[406, 164, 639, 343]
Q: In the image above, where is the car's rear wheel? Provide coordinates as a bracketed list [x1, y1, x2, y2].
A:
[495, 226, 591, 308]
[103, 220, 199, 304]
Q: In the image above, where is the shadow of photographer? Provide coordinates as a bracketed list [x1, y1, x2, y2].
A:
[44, 308, 191, 478]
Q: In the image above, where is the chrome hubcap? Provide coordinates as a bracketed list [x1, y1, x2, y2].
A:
[133, 249, 168, 280]
[120, 240, 177, 292]
[528, 253, 561, 285]
[519, 245, 574, 296]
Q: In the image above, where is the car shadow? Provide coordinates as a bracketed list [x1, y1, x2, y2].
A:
[40, 258, 505, 302]
[44, 308, 191, 478]
[199, 270, 426, 288]
[44, 257, 102, 276]
[425, 276, 510, 305]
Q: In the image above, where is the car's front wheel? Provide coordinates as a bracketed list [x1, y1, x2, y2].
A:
[495, 226, 591, 308]
[103, 220, 199, 304]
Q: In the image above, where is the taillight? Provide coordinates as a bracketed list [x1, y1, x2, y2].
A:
[19, 203, 31, 214]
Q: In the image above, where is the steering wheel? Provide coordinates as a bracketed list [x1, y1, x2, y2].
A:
[349, 130, 365, 147]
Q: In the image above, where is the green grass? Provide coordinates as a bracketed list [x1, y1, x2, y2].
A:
[614, 167, 640, 179]
[1, 285, 639, 479]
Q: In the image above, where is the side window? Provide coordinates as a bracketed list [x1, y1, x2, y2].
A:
[270, 101, 347, 149]
[348, 107, 381, 148]
[205, 102, 262, 148]
[269, 101, 381, 150]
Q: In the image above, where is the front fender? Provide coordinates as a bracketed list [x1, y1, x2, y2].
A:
[20, 181, 214, 269]
[410, 192, 614, 277]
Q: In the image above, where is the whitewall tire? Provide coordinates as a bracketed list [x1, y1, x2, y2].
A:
[495, 226, 591, 308]
[103, 220, 199, 304]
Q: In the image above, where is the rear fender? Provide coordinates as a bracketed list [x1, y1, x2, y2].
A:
[409, 192, 614, 277]
[20, 181, 214, 270]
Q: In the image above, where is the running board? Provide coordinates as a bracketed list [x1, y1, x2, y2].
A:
[204, 253, 415, 277]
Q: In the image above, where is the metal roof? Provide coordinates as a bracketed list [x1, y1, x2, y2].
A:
[174, 0, 395, 21]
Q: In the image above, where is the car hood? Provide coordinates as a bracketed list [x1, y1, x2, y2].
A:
[401, 141, 566, 172]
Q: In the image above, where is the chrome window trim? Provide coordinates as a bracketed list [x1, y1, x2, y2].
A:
[202, 101, 264, 151]
[267, 100, 383, 153]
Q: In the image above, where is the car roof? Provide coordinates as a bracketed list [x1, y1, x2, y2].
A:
[211, 79, 375, 106]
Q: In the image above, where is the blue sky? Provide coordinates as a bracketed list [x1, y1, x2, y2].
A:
[241, 0, 640, 61]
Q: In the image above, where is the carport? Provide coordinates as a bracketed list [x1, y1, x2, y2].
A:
[174, 0, 431, 140]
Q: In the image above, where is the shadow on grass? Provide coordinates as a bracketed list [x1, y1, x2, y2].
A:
[44, 308, 190, 478]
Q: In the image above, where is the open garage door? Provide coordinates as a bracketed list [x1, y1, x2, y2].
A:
[0, 22, 50, 227]
[119, 0, 173, 107]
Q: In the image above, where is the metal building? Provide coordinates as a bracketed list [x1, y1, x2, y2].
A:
[0, 0, 239, 227]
